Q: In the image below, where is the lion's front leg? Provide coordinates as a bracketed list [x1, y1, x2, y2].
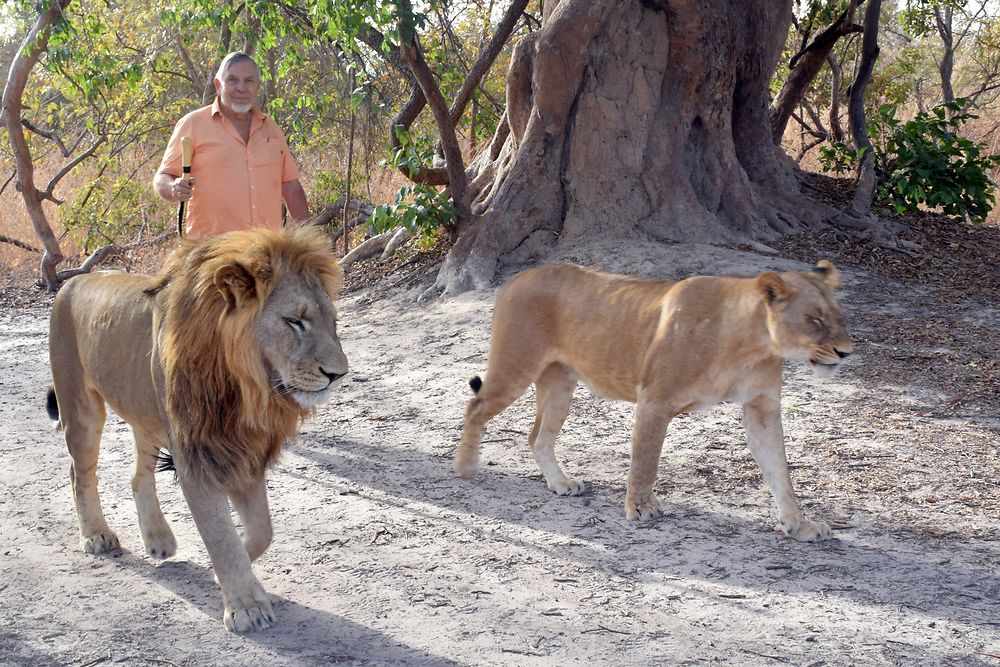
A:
[179, 478, 274, 632]
[230, 477, 273, 562]
[742, 396, 832, 542]
[625, 400, 673, 521]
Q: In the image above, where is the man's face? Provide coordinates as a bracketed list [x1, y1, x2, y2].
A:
[214, 60, 260, 114]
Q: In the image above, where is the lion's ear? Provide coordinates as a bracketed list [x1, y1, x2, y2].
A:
[757, 272, 795, 306]
[213, 263, 258, 311]
[813, 259, 840, 289]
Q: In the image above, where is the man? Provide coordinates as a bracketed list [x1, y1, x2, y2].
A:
[154, 51, 310, 239]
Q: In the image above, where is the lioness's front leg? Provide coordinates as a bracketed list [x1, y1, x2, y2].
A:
[179, 478, 274, 632]
[625, 400, 673, 521]
[742, 396, 832, 542]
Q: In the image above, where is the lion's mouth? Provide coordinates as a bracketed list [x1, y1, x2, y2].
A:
[274, 379, 339, 408]
[809, 360, 841, 378]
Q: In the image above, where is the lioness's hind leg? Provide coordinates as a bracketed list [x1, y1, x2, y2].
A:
[63, 392, 119, 553]
[531, 363, 584, 496]
[131, 429, 176, 559]
[455, 370, 535, 479]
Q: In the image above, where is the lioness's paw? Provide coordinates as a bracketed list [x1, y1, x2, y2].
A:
[548, 477, 586, 496]
[143, 528, 177, 559]
[81, 530, 120, 554]
[625, 494, 663, 522]
[781, 517, 833, 542]
[453, 456, 479, 479]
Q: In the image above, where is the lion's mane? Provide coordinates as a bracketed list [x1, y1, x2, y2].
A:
[148, 228, 342, 490]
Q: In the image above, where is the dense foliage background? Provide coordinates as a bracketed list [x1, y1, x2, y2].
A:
[0, 0, 997, 274]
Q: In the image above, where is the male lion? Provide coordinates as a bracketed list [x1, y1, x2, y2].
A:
[48, 227, 348, 631]
[455, 261, 853, 542]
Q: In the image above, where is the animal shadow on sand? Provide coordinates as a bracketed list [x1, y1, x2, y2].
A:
[292, 434, 998, 635]
[111, 549, 459, 665]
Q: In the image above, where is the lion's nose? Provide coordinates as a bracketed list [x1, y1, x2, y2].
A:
[835, 348, 851, 359]
[321, 368, 346, 382]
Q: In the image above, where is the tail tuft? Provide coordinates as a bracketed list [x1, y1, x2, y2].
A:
[155, 450, 176, 475]
[46, 387, 59, 422]
[469, 376, 483, 394]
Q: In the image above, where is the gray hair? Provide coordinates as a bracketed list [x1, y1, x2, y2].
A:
[215, 51, 261, 81]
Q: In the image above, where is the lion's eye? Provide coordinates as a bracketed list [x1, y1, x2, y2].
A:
[807, 315, 824, 328]
[286, 318, 306, 333]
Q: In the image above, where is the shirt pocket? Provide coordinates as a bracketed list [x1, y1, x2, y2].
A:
[250, 136, 283, 168]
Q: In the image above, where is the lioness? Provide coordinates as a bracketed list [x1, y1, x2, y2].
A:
[456, 261, 852, 542]
[48, 227, 348, 631]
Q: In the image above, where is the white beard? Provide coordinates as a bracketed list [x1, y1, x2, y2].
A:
[230, 101, 253, 113]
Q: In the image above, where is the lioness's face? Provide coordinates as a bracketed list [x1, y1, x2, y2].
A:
[762, 264, 853, 379]
[256, 272, 348, 408]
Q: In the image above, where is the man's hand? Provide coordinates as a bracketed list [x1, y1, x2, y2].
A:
[153, 171, 195, 203]
[170, 176, 195, 202]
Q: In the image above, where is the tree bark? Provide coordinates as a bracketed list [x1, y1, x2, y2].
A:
[827, 52, 846, 142]
[848, 0, 882, 216]
[433, 0, 850, 296]
[1, 0, 72, 291]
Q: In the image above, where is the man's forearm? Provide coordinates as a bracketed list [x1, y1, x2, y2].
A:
[282, 179, 310, 223]
[154, 171, 178, 201]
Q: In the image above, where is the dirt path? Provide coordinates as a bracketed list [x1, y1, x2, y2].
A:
[1, 243, 997, 666]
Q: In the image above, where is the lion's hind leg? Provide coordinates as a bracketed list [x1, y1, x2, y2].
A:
[131, 428, 176, 559]
[62, 390, 120, 553]
[531, 362, 584, 496]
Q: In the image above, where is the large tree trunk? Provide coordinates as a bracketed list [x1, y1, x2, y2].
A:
[433, 0, 847, 295]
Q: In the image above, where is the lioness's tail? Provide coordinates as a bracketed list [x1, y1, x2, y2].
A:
[469, 376, 483, 394]
[46, 387, 62, 428]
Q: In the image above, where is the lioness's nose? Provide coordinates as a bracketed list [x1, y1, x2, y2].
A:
[836, 349, 851, 359]
[321, 368, 346, 382]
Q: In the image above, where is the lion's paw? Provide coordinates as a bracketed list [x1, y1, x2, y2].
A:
[625, 494, 663, 522]
[224, 595, 275, 633]
[781, 516, 833, 542]
[143, 528, 177, 560]
[548, 477, 586, 496]
[81, 530, 120, 554]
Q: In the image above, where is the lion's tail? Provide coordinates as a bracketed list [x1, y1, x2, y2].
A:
[469, 376, 483, 394]
[46, 387, 62, 429]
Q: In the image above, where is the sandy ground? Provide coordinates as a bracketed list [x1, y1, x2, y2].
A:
[1, 241, 997, 666]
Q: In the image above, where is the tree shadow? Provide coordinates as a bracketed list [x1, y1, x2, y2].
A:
[290, 433, 998, 635]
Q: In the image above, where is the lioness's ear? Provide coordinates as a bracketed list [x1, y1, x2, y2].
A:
[813, 259, 840, 288]
[214, 263, 257, 312]
[757, 272, 794, 305]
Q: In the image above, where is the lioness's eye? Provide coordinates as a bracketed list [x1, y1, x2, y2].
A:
[286, 318, 305, 333]
[807, 315, 824, 328]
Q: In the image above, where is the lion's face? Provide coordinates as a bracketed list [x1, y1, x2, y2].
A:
[256, 271, 348, 409]
[760, 261, 853, 379]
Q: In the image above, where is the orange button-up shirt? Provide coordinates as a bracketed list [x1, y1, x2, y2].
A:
[158, 99, 300, 239]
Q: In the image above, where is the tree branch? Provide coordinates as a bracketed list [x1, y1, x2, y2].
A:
[39, 134, 106, 204]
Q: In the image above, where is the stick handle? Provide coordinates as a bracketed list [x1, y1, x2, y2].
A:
[177, 136, 192, 236]
[180, 136, 193, 183]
